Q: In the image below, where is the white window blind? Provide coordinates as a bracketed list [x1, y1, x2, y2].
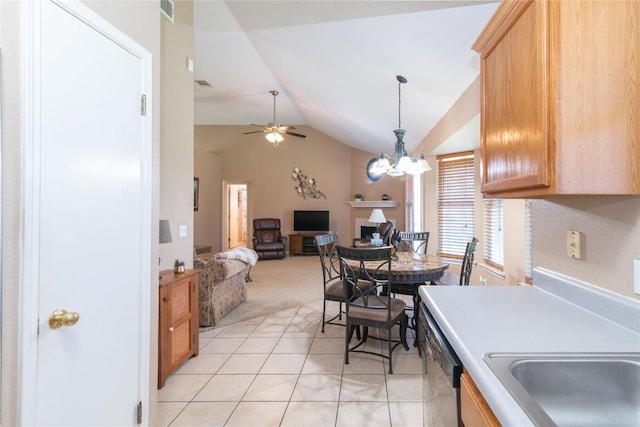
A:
[524, 199, 532, 282]
[483, 199, 504, 270]
[437, 151, 474, 259]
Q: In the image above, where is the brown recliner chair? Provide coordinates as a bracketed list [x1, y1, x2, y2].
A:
[252, 218, 287, 260]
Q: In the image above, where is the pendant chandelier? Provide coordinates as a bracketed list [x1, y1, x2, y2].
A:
[367, 75, 431, 179]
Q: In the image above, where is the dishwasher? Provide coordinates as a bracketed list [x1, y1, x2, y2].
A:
[419, 301, 463, 427]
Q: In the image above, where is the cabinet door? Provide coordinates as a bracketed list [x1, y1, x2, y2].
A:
[289, 235, 303, 254]
[479, 0, 552, 194]
[460, 372, 501, 427]
[158, 271, 199, 388]
[168, 278, 193, 365]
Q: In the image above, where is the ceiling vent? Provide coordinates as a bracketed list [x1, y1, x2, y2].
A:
[160, 0, 174, 22]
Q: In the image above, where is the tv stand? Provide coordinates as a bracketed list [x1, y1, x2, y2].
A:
[289, 233, 323, 255]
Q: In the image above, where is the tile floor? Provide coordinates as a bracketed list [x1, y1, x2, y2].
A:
[157, 299, 424, 427]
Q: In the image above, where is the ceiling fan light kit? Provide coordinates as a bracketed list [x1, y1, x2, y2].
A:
[367, 75, 431, 181]
[265, 131, 284, 144]
[242, 90, 307, 146]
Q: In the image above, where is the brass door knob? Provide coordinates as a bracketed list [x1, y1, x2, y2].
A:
[49, 309, 80, 329]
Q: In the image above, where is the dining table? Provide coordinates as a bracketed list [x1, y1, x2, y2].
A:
[347, 250, 449, 347]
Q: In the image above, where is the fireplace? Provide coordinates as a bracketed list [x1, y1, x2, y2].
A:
[355, 218, 396, 238]
[360, 226, 378, 239]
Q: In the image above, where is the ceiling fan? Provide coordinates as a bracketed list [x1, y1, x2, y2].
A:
[243, 90, 306, 145]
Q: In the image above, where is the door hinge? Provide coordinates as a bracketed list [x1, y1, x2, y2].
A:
[140, 95, 146, 116]
[136, 401, 142, 424]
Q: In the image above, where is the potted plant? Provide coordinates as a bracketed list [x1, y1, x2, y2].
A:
[174, 259, 185, 274]
[354, 193, 363, 202]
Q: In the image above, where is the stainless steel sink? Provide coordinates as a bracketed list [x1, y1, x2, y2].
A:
[483, 353, 640, 427]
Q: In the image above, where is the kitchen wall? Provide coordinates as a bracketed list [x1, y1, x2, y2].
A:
[194, 126, 406, 252]
[533, 197, 640, 299]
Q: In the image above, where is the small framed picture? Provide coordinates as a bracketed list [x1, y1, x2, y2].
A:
[194, 177, 199, 211]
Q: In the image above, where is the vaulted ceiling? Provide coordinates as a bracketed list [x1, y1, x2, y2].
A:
[193, 0, 499, 156]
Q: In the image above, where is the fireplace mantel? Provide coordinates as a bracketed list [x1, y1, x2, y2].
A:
[347, 201, 398, 208]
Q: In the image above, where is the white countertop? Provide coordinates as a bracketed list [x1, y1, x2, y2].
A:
[418, 268, 640, 426]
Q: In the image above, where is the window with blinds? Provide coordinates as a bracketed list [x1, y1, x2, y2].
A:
[524, 199, 533, 282]
[437, 151, 474, 259]
[483, 199, 504, 270]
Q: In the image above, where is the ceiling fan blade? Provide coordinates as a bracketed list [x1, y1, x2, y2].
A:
[249, 123, 266, 128]
[285, 130, 307, 138]
[243, 130, 266, 135]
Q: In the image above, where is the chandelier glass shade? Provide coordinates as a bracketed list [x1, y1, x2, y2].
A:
[367, 75, 431, 179]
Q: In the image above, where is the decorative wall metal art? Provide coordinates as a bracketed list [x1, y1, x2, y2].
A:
[291, 167, 326, 199]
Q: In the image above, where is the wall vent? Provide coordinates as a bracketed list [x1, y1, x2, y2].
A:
[160, 0, 174, 22]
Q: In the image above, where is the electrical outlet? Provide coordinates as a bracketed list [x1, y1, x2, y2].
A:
[634, 260, 640, 295]
[566, 230, 582, 259]
[179, 225, 187, 237]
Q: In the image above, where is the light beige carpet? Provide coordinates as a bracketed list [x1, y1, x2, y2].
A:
[210, 255, 324, 328]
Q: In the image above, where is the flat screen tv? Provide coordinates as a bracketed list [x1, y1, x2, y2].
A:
[293, 210, 330, 232]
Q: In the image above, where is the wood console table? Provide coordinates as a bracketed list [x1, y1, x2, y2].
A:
[158, 269, 200, 388]
[289, 233, 323, 255]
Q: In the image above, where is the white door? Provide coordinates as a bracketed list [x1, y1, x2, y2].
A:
[21, 1, 152, 425]
[223, 182, 249, 250]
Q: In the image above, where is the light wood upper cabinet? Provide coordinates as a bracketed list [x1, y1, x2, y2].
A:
[473, 0, 639, 197]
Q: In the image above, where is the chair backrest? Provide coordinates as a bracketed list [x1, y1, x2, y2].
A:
[379, 221, 394, 245]
[253, 218, 282, 243]
[397, 231, 430, 254]
[459, 237, 479, 286]
[336, 245, 392, 315]
[315, 233, 340, 285]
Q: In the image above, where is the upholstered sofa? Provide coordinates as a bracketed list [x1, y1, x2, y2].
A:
[193, 248, 257, 327]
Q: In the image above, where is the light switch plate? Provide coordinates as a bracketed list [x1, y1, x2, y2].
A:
[179, 225, 187, 237]
[566, 230, 582, 259]
[634, 260, 640, 295]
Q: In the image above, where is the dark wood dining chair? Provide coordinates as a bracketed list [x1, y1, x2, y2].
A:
[336, 245, 409, 374]
[379, 221, 394, 245]
[392, 231, 430, 332]
[315, 234, 369, 333]
[459, 237, 479, 286]
[434, 237, 479, 286]
[396, 231, 430, 254]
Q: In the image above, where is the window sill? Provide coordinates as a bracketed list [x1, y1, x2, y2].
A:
[479, 263, 506, 280]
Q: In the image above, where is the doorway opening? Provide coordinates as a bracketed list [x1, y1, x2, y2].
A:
[223, 182, 249, 250]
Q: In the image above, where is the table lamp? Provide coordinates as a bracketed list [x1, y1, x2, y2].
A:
[368, 209, 386, 243]
[159, 219, 172, 280]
